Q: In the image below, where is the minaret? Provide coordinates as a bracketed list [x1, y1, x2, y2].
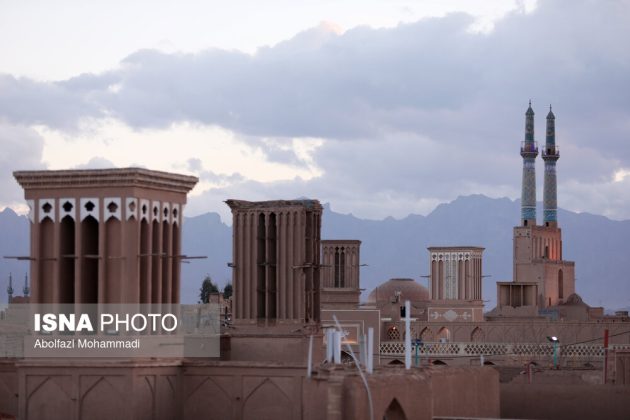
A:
[543, 106, 560, 227]
[520, 101, 538, 226]
[23, 273, 30, 297]
[7, 273, 14, 303]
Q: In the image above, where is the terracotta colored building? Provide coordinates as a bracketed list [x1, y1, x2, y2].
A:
[426, 246, 485, 323]
[320, 239, 361, 309]
[494, 104, 576, 317]
[225, 199, 322, 325]
[12, 168, 197, 304]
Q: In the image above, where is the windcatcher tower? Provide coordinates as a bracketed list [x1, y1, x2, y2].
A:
[13, 168, 198, 304]
[225, 199, 324, 362]
[520, 101, 538, 226]
[226, 199, 322, 326]
[320, 240, 361, 309]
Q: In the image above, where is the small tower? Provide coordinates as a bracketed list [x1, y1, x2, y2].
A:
[23, 273, 30, 297]
[320, 240, 361, 309]
[224, 199, 324, 363]
[7, 273, 14, 304]
[226, 199, 323, 325]
[542, 106, 560, 227]
[520, 101, 539, 226]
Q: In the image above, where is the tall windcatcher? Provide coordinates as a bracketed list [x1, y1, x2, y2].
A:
[542, 106, 560, 227]
[520, 101, 539, 226]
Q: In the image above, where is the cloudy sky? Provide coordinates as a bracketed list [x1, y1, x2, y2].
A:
[1, 0, 629, 223]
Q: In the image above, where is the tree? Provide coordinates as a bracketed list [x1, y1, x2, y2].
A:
[199, 275, 219, 303]
[223, 282, 233, 299]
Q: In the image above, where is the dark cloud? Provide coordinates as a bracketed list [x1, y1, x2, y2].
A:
[1, 1, 627, 149]
[1, 0, 630, 219]
[0, 75, 104, 130]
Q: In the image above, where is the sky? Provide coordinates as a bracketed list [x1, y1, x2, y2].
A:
[1, 0, 630, 224]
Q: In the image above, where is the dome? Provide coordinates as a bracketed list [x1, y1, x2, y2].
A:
[562, 293, 588, 307]
[367, 278, 429, 303]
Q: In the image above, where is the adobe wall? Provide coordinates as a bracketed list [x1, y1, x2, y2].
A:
[0, 359, 501, 420]
[15, 359, 181, 420]
[384, 319, 630, 346]
[181, 361, 309, 420]
[614, 350, 630, 385]
[430, 367, 500, 418]
[501, 383, 630, 420]
[0, 361, 18, 418]
[224, 333, 324, 363]
[338, 366, 499, 420]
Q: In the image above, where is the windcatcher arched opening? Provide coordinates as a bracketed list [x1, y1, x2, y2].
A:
[140, 219, 150, 303]
[81, 215, 99, 303]
[257, 213, 266, 320]
[59, 215, 75, 303]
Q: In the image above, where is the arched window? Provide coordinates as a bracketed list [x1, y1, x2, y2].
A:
[420, 327, 434, 342]
[437, 327, 451, 343]
[387, 326, 401, 340]
[383, 398, 407, 420]
[334, 247, 345, 287]
[558, 269, 564, 299]
[471, 327, 484, 342]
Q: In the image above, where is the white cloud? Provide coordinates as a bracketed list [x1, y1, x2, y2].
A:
[0, 122, 46, 208]
[0, 1, 534, 80]
[1, 0, 630, 222]
[36, 118, 323, 200]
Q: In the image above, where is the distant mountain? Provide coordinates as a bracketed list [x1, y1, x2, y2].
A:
[1, 195, 629, 309]
[320, 195, 630, 309]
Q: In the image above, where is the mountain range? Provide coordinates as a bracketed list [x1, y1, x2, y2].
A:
[1, 195, 629, 310]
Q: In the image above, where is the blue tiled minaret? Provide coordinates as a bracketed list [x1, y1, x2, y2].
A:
[7, 273, 13, 303]
[543, 106, 560, 227]
[520, 101, 538, 226]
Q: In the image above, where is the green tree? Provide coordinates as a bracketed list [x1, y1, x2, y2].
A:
[199, 275, 219, 303]
[223, 282, 233, 299]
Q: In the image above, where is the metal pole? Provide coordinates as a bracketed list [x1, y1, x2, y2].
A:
[415, 342, 419, 367]
[359, 333, 366, 367]
[404, 300, 411, 369]
[603, 329, 609, 384]
[307, 335, 313, 378]
[326, 328, 335, 363]
[333, 331, 342, 364]
[367, 327, 374, 374]
[553, 342, 558, 369]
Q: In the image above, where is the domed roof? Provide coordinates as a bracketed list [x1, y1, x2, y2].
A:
[561, 293, 588, 307]
[367, 278, 429, 303]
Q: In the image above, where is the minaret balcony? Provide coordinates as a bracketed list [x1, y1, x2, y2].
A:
[520, 141, 539, 158]
[542, 145, 560, 160]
